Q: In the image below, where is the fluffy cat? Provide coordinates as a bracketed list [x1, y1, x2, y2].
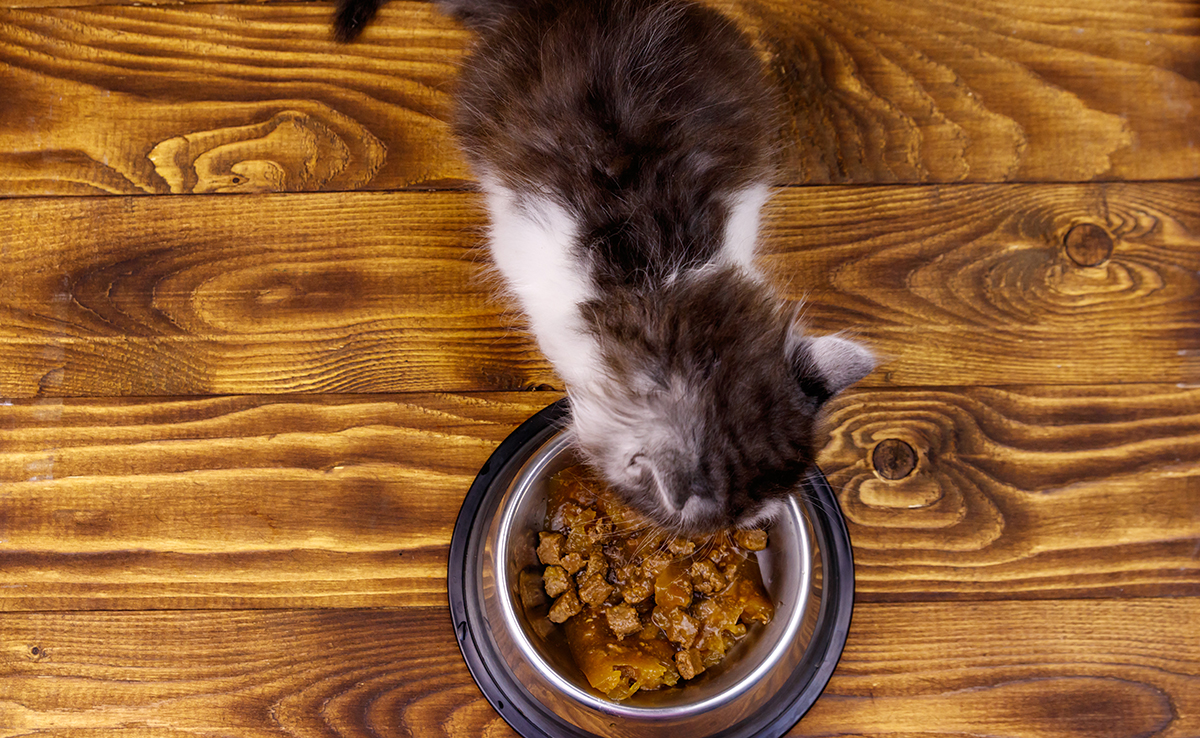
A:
[335, 0, 875, 533]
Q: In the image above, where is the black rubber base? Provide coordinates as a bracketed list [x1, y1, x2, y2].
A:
[447, 398, 854, 738]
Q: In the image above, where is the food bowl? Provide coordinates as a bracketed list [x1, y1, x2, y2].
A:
[448, 399, 853, 738]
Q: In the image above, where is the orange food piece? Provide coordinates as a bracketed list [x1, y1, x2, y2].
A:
[564, 608, 680, 700]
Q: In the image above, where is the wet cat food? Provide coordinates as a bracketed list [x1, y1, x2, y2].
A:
[529, 465, 774, 701]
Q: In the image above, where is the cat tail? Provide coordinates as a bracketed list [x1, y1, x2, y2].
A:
[335, 0, 534, 41]
[333, 0, 384, 42]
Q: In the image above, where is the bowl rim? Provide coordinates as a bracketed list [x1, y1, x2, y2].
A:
[447, 398, 855, 738]
[493, 428, 814, 718]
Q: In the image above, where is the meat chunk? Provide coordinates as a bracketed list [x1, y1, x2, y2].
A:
[667, 537, 695, 556]
[675, 648, 706, 680]
[605, 603, 642, 639]
[690, 560, 726, 595]
[519, 569, 548, 610]
[621, 578, 653, 604]
[578, 574, 614, 606]
[537, 531, 565, 566]
[733, 528, 768, 551]
[560, 551, 586, 575]
[652, 606, 699, 649]
[543, 565, 570, 598]
[548, 588, 583, 623]
[584, 544, 607, 578]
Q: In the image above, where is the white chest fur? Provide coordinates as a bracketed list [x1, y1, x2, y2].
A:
[479, 177, 771, 389]
[481, 179, 603, 388]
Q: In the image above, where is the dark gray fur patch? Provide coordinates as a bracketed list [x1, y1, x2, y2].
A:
[448, 0, 777, 290]
[581, 268, 825, 530]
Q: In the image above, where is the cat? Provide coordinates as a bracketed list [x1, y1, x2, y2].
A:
[335, 0, 875, 533]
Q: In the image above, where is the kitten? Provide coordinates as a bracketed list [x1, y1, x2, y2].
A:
[335, 0, 875, 533]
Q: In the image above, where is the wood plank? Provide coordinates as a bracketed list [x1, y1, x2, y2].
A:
[1, 183, 1198, 397]
[795, 599, 1200, 738]
[0, 392, 554, 610]
[819, 385, 1200, 601]
[728, 0, 1200, 184]
[761, 181, 1200, 388]
[0, 387, 1196, 609]
[0, 2, 471, 196]
[0, 600, 1195, 737]
[0, 0, 1197, 196]
[0, 191, 557, 397]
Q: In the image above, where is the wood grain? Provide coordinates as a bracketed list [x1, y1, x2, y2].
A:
[0, 1, 1194, 735]
[0, 387, 1195, 609]
[2, 183, 1197, 397]
[0, 2, 470, 196]
[762, 181, 1200, 387]
[795, 599, 1200, 738]
[819, 384, 1200, 600]
[0, 392, 553, 609]
[0, 600, 1195, 737]
[728, 0, 1200, 184]
[0, 191, 558, 397]
[1, 0, 1197, 196]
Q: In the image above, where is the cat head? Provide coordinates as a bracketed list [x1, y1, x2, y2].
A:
[569, 267, 874, 534]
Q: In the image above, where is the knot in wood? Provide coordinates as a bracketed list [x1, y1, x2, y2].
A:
[1064, 223, 1114, 267]
[872, 439, 917, 480]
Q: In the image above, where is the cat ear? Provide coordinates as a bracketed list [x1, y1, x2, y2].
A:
[800, 334, 876, 399]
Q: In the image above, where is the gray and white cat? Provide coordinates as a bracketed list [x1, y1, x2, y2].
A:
[336, 0, 875, 533]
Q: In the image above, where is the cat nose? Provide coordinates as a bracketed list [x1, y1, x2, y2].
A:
[670, 490, 691, 511]
[668, 474, 708, 512]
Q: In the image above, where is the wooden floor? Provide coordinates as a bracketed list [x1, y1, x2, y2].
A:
[1, 0, 1198, 735]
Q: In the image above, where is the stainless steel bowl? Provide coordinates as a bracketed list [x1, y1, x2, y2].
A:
[448, 400, 853, 738]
